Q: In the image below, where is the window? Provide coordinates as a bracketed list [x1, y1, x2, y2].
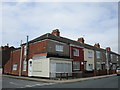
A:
[96, 51, 100, 59]
[112, 64, 116, 70]
[73, 48, 79, 56]
[111, 54, 113, 59]
[88, 51, 93, 58]
[55, 45, 63, 52]
[88, 64, 93, 70]
[73, 61, 80, 70]
[13, 64, 17, 70]
[24, 45, 27, 56]
[117, 56, 118, 61]
[96, 62, 101, 70]
[56, 63, 72, 73]
[23, 60, 27, 71]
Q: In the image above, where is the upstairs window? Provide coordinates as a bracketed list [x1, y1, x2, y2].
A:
[88, 51, 93, 58]
[73, 48, 79, 56]
[111, 54, 113, 60]
[117, 56, 118, 61]
[24, 45, 27, 56]
[56, 45, 63, 52]
[96, 51, 100, 59]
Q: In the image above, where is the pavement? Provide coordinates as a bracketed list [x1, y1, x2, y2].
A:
[2, 74, 117, 83]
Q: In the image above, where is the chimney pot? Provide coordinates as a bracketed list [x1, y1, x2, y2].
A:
[77, 37, 84, 43]
[106, 47, 111, 51]
[94, 43, 100, 48]
[51, 29, 60, 36]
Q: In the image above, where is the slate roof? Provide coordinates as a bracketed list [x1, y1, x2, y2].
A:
[22, 33, 119, 55]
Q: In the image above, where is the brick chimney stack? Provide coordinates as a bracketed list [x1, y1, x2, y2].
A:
[51, 29, 60, 36]
[94, 43, 100, 48]
[106, 47, 111, 52]
[77, 37, 84, 43]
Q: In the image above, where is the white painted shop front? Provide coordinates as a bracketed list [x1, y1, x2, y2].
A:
[28, 57, 72, 78]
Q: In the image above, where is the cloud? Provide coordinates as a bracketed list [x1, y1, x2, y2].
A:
[1, 2, 118, 53]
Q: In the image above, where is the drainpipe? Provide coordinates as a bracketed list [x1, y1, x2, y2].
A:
[19, 40, 22, 77]
[26, 36, 29, 61]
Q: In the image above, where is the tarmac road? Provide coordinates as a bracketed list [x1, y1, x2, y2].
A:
[2, 75, 120, 88]
[33, 76, 119, 88]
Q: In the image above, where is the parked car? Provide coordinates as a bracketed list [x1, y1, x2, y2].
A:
[116, 68, 120, 76]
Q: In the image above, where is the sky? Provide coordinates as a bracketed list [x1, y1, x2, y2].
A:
[1, 1, 119, 53]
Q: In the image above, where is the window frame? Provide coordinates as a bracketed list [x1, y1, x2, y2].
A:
[73, 48, 79, 56]
[23, 60, 27, 71]
[88, 51, 93, 58]
[13, 64, 17, 71]
[24, 45, 27, 56]
[55, 45, 63, 52]
[96, 51, 100, 59]
[73, 61, 80, 70]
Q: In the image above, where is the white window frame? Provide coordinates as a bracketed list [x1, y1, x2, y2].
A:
[73, 48, 79, 56]
[111, 54, 113, 59]
[23, 60, 27, 71]
[13, 64, 17, 71]
[24, 45, 27, 56]
[88, 64, 93, 70]
[88, 51, 93, 58]
[73, 61, 80, 70]
[96, 51, 100, 59]
[55, 45, 63, 52]
[117, 56, 118, 61]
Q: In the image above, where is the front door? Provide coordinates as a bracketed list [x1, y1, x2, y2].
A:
[28, 59, 33, 77]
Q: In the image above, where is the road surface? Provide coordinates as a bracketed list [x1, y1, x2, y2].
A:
[2, 76, 120, 88]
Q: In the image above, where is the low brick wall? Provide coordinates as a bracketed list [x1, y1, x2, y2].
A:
[94, 70, 107, 76]
[82, 71, 94, 78]
[109, 70, 116, 74]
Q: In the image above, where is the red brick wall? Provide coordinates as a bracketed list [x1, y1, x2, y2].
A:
[70, 46, 84, 71]
[4, 49, 21, 75]
[4, 40, 48, 76]
[11, 49, 21, 75]
[21, 40, 48, 76]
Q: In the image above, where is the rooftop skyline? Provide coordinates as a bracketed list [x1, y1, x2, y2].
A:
[1, 2, 118, 53]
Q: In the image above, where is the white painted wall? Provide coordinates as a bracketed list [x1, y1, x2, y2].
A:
[32, 58, 50, 78]
[31, 57, 72, 78]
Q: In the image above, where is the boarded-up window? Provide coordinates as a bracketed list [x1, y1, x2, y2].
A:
[56, 63, 72, 73]
[33, 62, 42, 72]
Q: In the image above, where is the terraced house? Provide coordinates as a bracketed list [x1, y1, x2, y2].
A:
[2, 29, 120, 78]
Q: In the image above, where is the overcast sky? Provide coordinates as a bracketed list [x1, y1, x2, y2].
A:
[1, 1, 118, 53]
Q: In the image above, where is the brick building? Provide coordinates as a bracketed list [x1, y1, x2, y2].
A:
[3, 29, 120, 78]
